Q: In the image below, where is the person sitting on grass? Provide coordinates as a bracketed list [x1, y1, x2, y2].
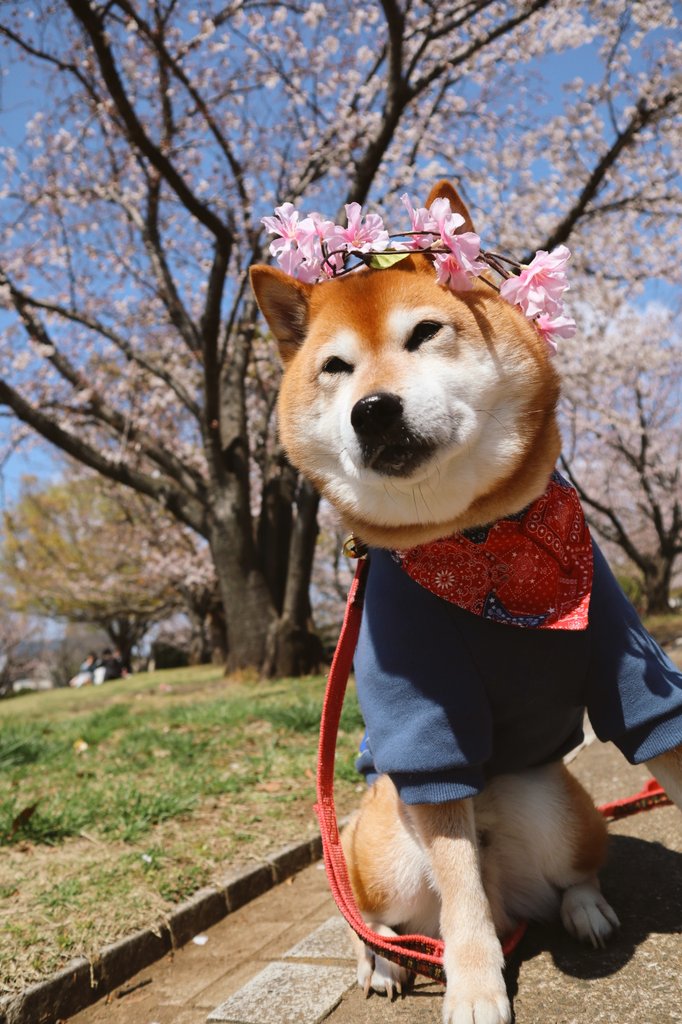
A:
[68, 652, 97, 688]
[93, 648, 125, 685]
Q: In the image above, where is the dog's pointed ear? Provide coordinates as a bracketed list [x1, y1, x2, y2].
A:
[249, 265, 313, 363]
[425, 180, 475, 233]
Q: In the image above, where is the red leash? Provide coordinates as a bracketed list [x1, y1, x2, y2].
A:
[315, 555, 672, 984]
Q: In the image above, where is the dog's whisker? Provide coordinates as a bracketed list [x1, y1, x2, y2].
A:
[411, 485, 422, 524]
[417, 482, 433, 518]
[473, 407, 506, 429]
[382, 481, 401, 505]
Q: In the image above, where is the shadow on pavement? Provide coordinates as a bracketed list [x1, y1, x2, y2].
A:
[506, 831, 682, 1001]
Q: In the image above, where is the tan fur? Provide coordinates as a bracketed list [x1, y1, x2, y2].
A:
[342, 764, 611, 939]
[563, 763, 610, 875]
[647, 741, 682, 809]
[251, 181, 682, 1022]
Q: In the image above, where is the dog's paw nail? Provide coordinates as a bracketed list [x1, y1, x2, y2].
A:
[598, 896, 621, 930]
[561, 885, 619, 947]
[444, 995, 511, 1024]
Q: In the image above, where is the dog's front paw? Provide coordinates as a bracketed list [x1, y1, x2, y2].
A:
[442, 989, 511, 1024]
[358, 951, 412, 999]
[561, 883, 620, 949]
[442, 965, 511, 1024]
[354, 930, 413, 999]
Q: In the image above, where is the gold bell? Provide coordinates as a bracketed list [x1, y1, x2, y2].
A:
[342, 534, 368, 559]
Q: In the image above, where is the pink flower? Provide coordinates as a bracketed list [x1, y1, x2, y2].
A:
[276, 246, 320, 283]
[433, 252, 474, 290]
[447, 230, 486, 276]
[296, 212, 337, 259]
[329, 202, 389, 253]
[262, 205, 344, 280]
[428, 196, 465, 246]
[535, 313, 577, 354]
[296, 212, 341, 277]
[261, 202, 301, 256]
[401, 193, 438, 249]
[427, 197, 486, 280]
[499, 245, 571, 318]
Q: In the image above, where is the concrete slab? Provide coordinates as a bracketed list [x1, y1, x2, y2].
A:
[283, 916, 354, 961]
[206, 961, 356, 1024]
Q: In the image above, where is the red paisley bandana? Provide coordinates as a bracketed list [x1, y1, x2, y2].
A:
[393, 473, 593, 630]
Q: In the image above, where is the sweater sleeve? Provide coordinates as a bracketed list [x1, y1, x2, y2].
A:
[585, 542, 682, 763]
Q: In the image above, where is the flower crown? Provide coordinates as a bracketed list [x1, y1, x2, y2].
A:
[262, 195, 576, 353]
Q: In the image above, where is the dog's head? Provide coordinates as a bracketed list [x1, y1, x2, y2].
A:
[250, 182, 561, 548]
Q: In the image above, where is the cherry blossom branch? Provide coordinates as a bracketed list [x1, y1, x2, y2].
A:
[112, 190, 202, 353]
[608, 387, 678, 555]
[1, 270, 207, 501]
[0, 22, 105, 109]
[530, 90, 680, 258]
[113, 0, 254, 226]
[347, 0, 553, 208]
[405, 0, 499, 77]
[7, 289, 201, 422]
[408, 0, 553, 99]
[65, 0, 233, 247]
[559, 456, 648, 573]
[0, 378, 207, 535]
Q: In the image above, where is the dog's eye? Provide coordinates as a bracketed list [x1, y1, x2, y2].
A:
[406, 320, 443, 352]
[322, 356, 354, 375]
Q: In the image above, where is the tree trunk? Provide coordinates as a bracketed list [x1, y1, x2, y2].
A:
[207, 600, 228, 664]
[105, 616, 143, 671]
[209, 512, 277, 673]
[257, 451, 297, 612]
[263, 479, 323, 677]
[643, 556, 674, 615]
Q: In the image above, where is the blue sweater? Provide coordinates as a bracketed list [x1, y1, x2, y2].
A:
[355, 542, 682, 804]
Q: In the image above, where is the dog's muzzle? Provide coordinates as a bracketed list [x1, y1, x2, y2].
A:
[351, 391, 435, 476]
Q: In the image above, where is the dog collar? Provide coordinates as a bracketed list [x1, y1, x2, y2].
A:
[392, 473, 593, 630]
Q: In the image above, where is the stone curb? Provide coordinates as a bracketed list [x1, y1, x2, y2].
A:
[0, 833, 323, 1024]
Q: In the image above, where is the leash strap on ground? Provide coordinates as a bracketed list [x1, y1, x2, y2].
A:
[315, 556, 672, 985]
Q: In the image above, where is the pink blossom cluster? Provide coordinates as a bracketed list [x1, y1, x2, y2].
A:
[261, 201, 389, 283]
[499, 246, 576, 352]
[262, 197, 575, 351]
[401, 194, 487, 290]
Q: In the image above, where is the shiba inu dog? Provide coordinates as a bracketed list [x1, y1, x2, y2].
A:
[250, 181, 682, 1024]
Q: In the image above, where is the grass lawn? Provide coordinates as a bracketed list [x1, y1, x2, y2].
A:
[0, 665, 366, 997]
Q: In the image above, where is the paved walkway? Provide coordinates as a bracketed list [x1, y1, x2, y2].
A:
[69, 741, 681, 1024]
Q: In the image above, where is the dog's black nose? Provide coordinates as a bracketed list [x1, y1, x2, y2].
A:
[351, 392, 403, 438]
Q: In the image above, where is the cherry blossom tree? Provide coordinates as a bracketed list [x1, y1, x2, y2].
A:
[0, 605, 46, 696]
[559, 297, 682, 613]
[2, 473, 219, 664]
[0, 1, 680, 673]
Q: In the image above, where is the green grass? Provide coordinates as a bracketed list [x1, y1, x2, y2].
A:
[0, 665, 366, 995]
